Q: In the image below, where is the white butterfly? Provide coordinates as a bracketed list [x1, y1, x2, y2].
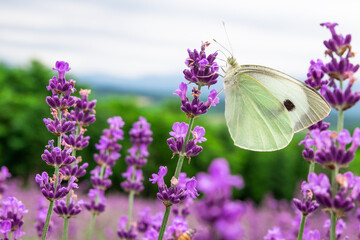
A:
[223, 57, 331, 151]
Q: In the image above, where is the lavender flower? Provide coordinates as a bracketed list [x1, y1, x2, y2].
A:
[165, 216, 190, 240]
[293, 181, 319, 216]
[86, 116, 124, 215]
[150, 166, 199, 207]
[324, 218, 348, 240]
[121, 166, 144, 193]
[0, 167, 11, 196]
[0, 197, 28, 240]
[317, 22, 360, 113]
[167, 122, 207, 159]
[307, 172, 360, 216]
[54, 196, 83, 219]
[121, 117, 152, 194]
[35, 172, 78, 202]
[321, 78, 360, 111]
[41, 141, 76, 168]
[174, 82, 219, 118]
[264, 227, 286, 240]
[84, 188, 106, 214]
[305, 59, 328, 90]
[117, 216, 137, 240]
[66, 89, 96, 127]
[196, 158, 245, 240]
[301, 128, 360, 169]
[183, 42, 219, 87]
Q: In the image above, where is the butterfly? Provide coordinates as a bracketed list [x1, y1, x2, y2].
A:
[223, 56, 331, 151]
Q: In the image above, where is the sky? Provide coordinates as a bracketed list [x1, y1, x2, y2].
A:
[1, 0, 360, 92]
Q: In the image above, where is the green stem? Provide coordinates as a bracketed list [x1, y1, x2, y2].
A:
[63, 126, 80, 240]
[42, 135, 61, 239]
[126, 191, 135, 230]
[63, 218, 69, 240]
[42, 201, 54, 240]
[330, 80, 344, 240]
[157, 207, 171, 240]
[88, 214, 96, 240]
[8, 231, 12, 240]
[337, 110, 344, 133]
[174, 118, 195, 178]
[88, 164, 106, 240]
[297, 214, 306, 240]
[157, 118, 195, 240]
[308, 160, 315, 175]
[126, 166, 136, 231]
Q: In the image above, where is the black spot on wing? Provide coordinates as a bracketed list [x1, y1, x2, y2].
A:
[284, 99, 295, 111]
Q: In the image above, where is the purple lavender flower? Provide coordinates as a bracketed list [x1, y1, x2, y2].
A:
[324, 218, 347, 240]
[167, 122, 207, 159]
[293, 181, 319, 216]
[183, 42, 219, 87]
[305, 59, 328, 90]
[52, 61, 71, 80]
[86, 116, 124, 216]
[46, 94, 75, 111]
[67, 89, 96, 127]
[84, 188, 106, 214]
[197, 158, 243, 198]
[90, 166, 113, 190]
[174, 82, 220, 118]
[264, 227, 286, 240]
[121, 166, 144, 193]
[0, 197, 28, 240]
[196, 158, 245, 240]
[321, 79, 360, 111]
[59, 160, 88, 179]
[121, 117, 152, 199]
[43, 117, 76, 136]
[35, 172, 78, 202]
[41, 141, 76, 168]
[117, 216, 137, 239]
[321, 23, 353, 58]
[150, 166, 199, 207]
[165, 216, 190, 239]
[307, 172, 360, 216]
[301, 128, 360, 169]
[0, 167, 11, 195]
[303, 230, 321, 240]
[54, 197, 83, 219]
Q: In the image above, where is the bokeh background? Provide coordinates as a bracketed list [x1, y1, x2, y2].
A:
[1, 0, 360, 206]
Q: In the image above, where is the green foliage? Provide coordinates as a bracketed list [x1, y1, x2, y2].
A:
[1, 61, 359, 203]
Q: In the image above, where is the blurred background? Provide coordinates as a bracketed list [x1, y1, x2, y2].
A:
[1, 0, 360, 203]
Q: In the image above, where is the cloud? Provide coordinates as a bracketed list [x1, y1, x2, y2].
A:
[0, 0, 359, 82]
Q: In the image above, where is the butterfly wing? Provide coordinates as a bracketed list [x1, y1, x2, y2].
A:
[224, 72, 294, 151]
[238, 65, 331, 132]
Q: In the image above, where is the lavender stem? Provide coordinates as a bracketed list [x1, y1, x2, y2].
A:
[63, 126, 80, 240]
[297, 214, 306, 240]
[330, 80, 344, 240]
[157, 117, 195, 240]
[157, 207, 171, 240]
[42, 132, 62, 240]
[42, 201, 54, 240]
[126, 166, 136, 230]
[88, 164, 106, 240]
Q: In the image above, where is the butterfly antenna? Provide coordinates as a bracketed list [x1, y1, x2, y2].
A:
[222, 21, 234, 56]
[213, 39, 232, 56]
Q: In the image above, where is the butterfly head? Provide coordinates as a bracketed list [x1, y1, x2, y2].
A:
[227, 56, 238, 68]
